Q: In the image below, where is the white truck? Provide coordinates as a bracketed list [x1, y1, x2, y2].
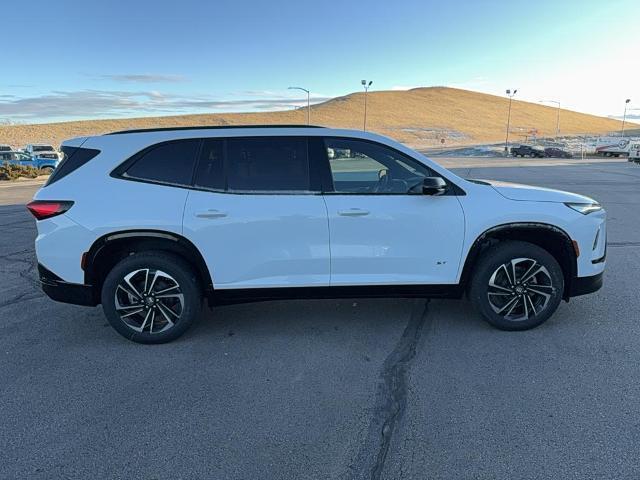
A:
[595, 137, 637, 157]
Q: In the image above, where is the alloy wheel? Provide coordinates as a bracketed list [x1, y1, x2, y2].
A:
[114, 268, 184, 334]
[487, 258, 555, 322]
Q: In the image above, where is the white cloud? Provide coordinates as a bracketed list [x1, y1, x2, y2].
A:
[97, 74, 188, 83]
[0, 89, 332, 120]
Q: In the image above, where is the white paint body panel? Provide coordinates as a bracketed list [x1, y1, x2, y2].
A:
[183, 191, 330, 288]
[323, 194, 465, 285]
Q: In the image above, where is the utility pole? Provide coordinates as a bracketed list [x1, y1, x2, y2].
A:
[504, 89, 517, 155]
[288, 86, 310, 125]
[622, 98, 631, 137]
[540, 100, 561, 137]
[361, 80, 373, 131]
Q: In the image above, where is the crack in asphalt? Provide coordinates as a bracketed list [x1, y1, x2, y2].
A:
[349, 299, 430, 480]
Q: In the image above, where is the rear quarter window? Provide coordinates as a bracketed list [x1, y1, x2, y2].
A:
[46, 146, 101, 186]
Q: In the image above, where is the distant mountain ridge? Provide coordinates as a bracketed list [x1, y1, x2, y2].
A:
[0, 87, 634, 148]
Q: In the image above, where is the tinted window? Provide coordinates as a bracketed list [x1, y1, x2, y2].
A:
[324, 138, 431, 194]
[124, 139, 200, 186]
[46, 146, 101, 186]
[194, 138, 225, 190]
[226, 137, 309, 191]
[33, 145, 54, 152]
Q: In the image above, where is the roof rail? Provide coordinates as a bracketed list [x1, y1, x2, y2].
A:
[106, 125, 325, 135]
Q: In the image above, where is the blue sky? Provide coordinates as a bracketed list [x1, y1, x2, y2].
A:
[1, 0, 639, 123]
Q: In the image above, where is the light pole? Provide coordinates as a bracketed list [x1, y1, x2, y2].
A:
[288, 86, 310, 125]
[361, 80, 372, 131]
[504, 89, 517, 154]
[540, 99, 561, 137]
[621, 98, 631, 137]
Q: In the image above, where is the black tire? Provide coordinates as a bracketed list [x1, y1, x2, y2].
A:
[101, 251, 202, 344]
[469, 241, 564, 331]
[41, 166, 54, 174]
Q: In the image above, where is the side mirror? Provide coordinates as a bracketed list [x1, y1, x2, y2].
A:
[422, 177, 447, 196]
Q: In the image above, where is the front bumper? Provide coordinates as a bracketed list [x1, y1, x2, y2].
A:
[568, 271, 603, 298]
[38, 263, 98, 306]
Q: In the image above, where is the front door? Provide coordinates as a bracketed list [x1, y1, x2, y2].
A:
[183, 136, 330, 289]
[320, 137, 465, 286]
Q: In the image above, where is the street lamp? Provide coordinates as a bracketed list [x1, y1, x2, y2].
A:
[540, 99, 561, 137]
[288, 86, 310, 125]
[361, 80, 373, 131]
[622, 98, 631, 137]
[504, 89, 517, 154]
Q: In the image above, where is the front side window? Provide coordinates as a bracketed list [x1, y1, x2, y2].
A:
[324, 138, 431, 194]
[226, 137, 309, 192]
[124, 139, 200, 186]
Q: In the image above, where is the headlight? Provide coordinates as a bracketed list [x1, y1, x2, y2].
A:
[565, 202, 603, 215]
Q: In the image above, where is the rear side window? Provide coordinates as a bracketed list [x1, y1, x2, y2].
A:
[123, 139, 200, 186]
[225, 137, 309, 191]
[46, 146, 101, 186]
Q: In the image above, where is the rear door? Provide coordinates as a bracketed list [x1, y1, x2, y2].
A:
[183, 136, 330, 289]
[319, 137, 465, 286]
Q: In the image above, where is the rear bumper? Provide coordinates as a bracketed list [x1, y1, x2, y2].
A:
[38, 263, 98, 306]
[568, 272, 603, 298]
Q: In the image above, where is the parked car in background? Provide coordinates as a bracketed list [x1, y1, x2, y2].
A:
[629, 143, 640, 163]
[28, 126, 606, 343]
[510, 145, 545, 158]
[0, 144, 12, 152]
[24, 144, 63, 161]
[544, 147, 573, 158]
[0, 151, 60, 172]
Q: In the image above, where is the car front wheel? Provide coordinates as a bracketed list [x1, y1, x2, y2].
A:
[469, 241, 564, 331]
[101, 251, 202, 343]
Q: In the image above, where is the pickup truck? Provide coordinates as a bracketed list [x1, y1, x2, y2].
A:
[510, 145, 545, 158]
[0, 151, 60, 172]
[23, 144, 63, 162]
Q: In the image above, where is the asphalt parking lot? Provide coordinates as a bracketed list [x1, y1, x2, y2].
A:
[1, 158, 639, 479]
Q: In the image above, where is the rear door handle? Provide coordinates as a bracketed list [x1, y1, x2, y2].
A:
[196, 209, 228, 219]
[338, 208, 370, 217]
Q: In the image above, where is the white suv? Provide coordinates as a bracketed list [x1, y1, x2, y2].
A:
[27, 126, 606, 343]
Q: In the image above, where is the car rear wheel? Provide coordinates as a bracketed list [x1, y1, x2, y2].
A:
[101, 251, 202, 344]
[469, 241, 564, 331]
[41, 166, 54, 174]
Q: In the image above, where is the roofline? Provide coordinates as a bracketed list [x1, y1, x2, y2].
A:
[106, 124, 325, 136]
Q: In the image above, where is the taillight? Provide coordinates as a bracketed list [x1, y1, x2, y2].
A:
[26, 200, 74, 220]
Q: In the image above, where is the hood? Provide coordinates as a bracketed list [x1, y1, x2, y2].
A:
[476, 179, 596, 204]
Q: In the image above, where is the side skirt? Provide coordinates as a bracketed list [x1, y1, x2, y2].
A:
[208, 284, 463, 307]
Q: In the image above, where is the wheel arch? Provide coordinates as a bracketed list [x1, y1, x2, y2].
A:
[84, 230, 213, 298]
[460, 222, 577, 300]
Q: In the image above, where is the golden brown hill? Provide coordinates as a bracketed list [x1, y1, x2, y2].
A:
[0, 87, 634, 149]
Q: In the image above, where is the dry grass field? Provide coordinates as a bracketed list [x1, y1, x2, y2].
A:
[0, 87, 635, 149]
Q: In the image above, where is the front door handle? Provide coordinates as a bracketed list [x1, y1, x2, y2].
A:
[338, 208, 370, 217]
[196, 209, 228, 219]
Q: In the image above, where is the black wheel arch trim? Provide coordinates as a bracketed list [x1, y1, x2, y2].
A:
[83, 229, 214, 294]
[459, 222, 578, 300]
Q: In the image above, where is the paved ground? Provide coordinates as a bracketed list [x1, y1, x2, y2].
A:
[1, 159, 639, 479]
